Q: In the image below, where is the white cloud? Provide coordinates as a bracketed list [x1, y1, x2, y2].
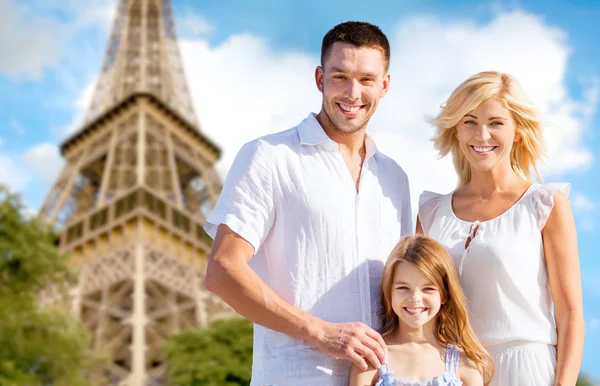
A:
[571, 192, 597, 232]
[29, 0, 116, 31]
[180, 34, 321, 176]
[0, 0, 115, 81]
[23, 143, 64, 183]
[0, 0, 65, 80]
[573, 193, 596, 212]
[370, 11, 597, 205]
[53, 79, 96, 137]
[0, 154, 30, 192]
[179, 11, 597, 210]
[179, 11, 214, 37]
[9, 118, 25, 135]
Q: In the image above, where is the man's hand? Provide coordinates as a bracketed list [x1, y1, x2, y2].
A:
[309, 321, 387, 370]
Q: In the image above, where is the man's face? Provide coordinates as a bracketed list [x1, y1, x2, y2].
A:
[316, 42, 390, 134]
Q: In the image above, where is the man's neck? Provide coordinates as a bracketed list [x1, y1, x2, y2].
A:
[315, 111, 367, 157]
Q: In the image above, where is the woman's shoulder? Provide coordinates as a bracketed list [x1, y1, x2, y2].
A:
[418, 190, 449, 209]
[526, 182, 571, 230]
[528, 182, 570, 198]
[417, 190, 453, 235]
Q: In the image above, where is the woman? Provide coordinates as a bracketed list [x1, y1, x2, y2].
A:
[416, 71, 584, 385]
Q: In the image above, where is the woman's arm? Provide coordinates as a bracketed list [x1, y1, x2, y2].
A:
[349, 362, 378, 386]
[543, 191, 585, 386]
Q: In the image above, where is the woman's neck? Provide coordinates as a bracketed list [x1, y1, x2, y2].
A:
[466, 167, 529, 198]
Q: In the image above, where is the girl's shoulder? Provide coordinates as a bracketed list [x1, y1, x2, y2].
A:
[349, 360, 379, 386]
[456, 351, 484, 386]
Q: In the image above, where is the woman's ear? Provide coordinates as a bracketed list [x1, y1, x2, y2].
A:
[514, 131, 522, 142]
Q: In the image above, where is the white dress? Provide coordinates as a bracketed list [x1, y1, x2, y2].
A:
[418, 183, 569, 386]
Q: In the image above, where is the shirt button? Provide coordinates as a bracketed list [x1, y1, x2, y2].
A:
[365, 315, 369, 321]
[362, 276, 366, 281]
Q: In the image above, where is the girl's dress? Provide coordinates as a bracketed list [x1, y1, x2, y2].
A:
[418, 183, 566, 385]
[376, 344, 462, 386]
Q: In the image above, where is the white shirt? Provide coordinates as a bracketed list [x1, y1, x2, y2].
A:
[205, 113, 413, 385]
[418, 183, 568, 348]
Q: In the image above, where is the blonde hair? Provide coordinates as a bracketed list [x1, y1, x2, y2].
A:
[380, 235, 494, 385]
[432, 71, 545, 186]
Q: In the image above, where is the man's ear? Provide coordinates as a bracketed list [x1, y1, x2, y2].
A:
[380, 72, 391, 98]
[315, 66, 324, 92]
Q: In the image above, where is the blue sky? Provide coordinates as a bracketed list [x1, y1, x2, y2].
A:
[0, 0, 598, 380]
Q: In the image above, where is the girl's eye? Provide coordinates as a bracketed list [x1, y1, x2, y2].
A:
[464, 120, 476, 125]
[423, 287, 437, 291]
[490, 121, 504, 126]
[396, 286, 409, 290]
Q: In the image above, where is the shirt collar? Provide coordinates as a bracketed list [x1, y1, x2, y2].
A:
[364, 133, 378, 161]
[298, 113, 379, 159]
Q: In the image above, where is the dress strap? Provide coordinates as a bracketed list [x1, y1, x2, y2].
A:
[375, 363, 395, 386]
[444, 344, 461, 376]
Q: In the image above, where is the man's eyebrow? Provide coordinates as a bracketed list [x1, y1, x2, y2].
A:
[329, 66, 346, 73]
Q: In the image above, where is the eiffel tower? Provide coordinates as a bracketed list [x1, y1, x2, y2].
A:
[39, 0, 234, 384]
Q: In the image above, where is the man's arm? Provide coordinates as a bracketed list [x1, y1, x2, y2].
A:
[205, 224, 387, 370]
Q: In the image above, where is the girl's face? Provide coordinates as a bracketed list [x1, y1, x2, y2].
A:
[391, 262, 442, 330]
[455, 97, 518, 175]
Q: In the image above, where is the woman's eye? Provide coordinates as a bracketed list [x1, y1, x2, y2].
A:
[491, 121, 504, 126]
[424, 287, 437, 291]
[464, 120, 476, 125]
[396, 286, 409, 290]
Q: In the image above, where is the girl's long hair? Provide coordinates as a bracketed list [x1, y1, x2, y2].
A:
[431, 71, 545, 187]
[380, 235, 494, 385]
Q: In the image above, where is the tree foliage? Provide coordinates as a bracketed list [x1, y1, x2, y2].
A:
[0, 185, 103, 385]
[577, 374, 597, 386]
[164, 317, 253, 386]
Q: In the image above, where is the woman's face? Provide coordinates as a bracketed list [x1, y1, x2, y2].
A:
[455, 97, 519, 175]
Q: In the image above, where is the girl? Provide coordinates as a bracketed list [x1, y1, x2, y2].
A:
[418, 71, 584, 385]
[349, 235, 493, 386]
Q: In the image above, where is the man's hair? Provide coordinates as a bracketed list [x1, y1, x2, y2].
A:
[321, 21, 390, 70]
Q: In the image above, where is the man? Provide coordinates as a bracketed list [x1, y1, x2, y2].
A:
[204, 21, 412, 385]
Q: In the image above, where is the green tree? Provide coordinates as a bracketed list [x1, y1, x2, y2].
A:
[577, 373, 597, 386]
[0, 185, 102, 386]
[164, 317, 253, 386]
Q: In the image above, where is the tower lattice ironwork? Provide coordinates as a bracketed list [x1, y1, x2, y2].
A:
[39, 1, 234, 384]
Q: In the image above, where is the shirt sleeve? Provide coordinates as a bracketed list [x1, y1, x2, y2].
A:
[532, 183, 570, 230]
[204, 139, 275, 254]
[417, 191, 444, 236]
[400, 171, 414, 236]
